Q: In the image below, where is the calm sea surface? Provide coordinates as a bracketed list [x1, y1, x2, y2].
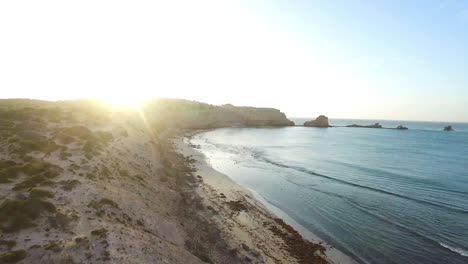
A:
[192, 119, 468, 264]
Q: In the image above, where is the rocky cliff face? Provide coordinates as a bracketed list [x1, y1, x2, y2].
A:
[303, 115, 329, 127]
[142, 99, 295, 129]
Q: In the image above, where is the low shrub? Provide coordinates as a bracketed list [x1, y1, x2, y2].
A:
[99, 198, 119, 209]
[59, 151, 72, 161]
[0, 197, 56, 232]
[88, 198, 119, 210]
[2, 159, 62, 185]
[0, 249, 26, 263]
[13, 175, 55, 190]
[29, 188, 54, 198]
[90, 228, 107, 237]
[44, 241, 62, 252]
[12, 139, 60, 156]
[59, 179, 81, 191]
[0, 240, 16, 250]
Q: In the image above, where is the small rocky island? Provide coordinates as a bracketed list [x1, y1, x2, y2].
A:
[346, 123, 382, 128]
[304, 115, 330, 127]
[444, 125, 454, 131]
[303, 117, 410, 130]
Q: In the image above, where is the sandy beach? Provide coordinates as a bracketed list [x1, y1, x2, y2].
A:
[174, 131, 357, 264]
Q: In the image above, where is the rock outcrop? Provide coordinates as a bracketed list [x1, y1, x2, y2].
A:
[444, 125, 454, 131]
[346, 123, 382, 129]
[303, 115, 330, 127]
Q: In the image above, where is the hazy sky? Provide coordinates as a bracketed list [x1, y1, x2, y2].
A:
[1, 0, 467, 121]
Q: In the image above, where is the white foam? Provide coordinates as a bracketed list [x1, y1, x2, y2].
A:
[440, 243, 468, 257]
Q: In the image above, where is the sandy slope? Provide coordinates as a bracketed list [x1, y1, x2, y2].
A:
[1, 109, 207, 263]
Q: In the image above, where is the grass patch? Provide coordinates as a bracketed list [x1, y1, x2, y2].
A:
[0, 240, 16, 250]
[0, 197, 56, 232]
[74, 236, 88, 244]
[99, 198, 119, 209]
[90, 228, 107, 237]
[1, 159, 62, 185]
[54, 126, 113, 158]
[55, 126, 94, 142]
[0, 162, 21, 183]
[29, 188, 54, 198]
[59, 179, 81, 191]
[13, 175, 55, 190]
[9, 160, 62, 190]
[12, 139, 60, 156]
[59, 150, 72, 161]
[102, 250, 111, 261]
[88, 198, 119, 210]
[44, 241, 62, 252]
[0, 249, 26, 263]
[120, 130, 128, 137]
[85, 173, 96, 180]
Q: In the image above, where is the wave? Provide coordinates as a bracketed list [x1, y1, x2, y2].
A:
[439, 243, 468, 257]
[199, 137, 468, 215]
[251, 153, 468, 215]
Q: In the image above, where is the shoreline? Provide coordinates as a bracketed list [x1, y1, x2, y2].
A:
[174, 130, 356, 264]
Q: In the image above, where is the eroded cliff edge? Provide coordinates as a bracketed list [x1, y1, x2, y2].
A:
[142, 99, 295, 128]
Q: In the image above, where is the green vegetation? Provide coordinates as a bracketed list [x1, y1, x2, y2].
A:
[74, 236, 88, 244]
[0, 240, 16, 250]
[3, 160, 62, 190]
[99, 198, 119, 209]
[88, 198, 119, 210]
[29, 188, 54, 198]
[90, 228, 107, 237]
[54, 126, 113, 159]
[85, 172, 96, 180]
[55, 126, 94, 142]
[12, 139, 59, 156]
[44, 241, 62, 252]
[59, 150, 72, 161]
[101, 166, 111, 178]
[0, 159, 62, 184]
[102, 250, 111, 261]
[22, 160, 62, 176]
[120, 129, 128, 137]
[13, 175, 55, 190]
[0, 161, 20, 183]
[59, 179, 81, 191]
[0, 249, 26, 263]
[0, 118, 15, 130]
[119, 169, 129, 178]
[0, 197, 56, 232]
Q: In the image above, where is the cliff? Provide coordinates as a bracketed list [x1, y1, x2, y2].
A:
[141, 99, 295, 129]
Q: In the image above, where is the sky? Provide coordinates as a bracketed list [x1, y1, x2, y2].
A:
[0, 0, 467, 122]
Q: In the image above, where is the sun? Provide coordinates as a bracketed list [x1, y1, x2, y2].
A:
[99, 93, 148, 108]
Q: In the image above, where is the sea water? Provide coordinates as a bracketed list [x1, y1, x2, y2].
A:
[191, 119, 468, 264]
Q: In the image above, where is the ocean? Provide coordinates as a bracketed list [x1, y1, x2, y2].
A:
[191, 119, 468, 264]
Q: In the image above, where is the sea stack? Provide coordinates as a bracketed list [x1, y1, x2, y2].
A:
[304, 115, 330, 127]
[443, 125, 454, 131]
